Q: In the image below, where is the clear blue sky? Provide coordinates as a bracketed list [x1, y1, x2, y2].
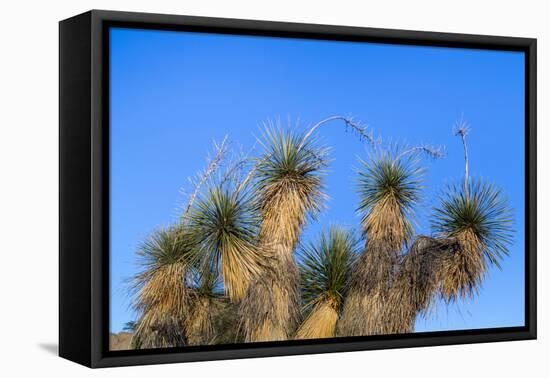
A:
[109, 27, 525, 334]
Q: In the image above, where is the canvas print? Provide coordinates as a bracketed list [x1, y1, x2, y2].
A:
[108, 27, 525, 351]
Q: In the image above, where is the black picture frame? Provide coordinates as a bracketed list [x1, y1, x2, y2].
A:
[59, 9, 537, 368]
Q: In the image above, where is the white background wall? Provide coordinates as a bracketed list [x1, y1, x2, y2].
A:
[0, 0, 546, 376]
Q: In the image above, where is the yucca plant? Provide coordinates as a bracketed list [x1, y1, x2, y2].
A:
[240, 126, 328, 342]
[432, 180, 513, 301]
[255, 126, 328, 253]
[124, 115, 515, 345]
[130, 226, 196, 349]
[387, 123, 513, 333]
[432, 122, 513, 301]
[188, 185, 263, 302]
[357, 152, 423, 249]
[338, 151, 423, 336]
[296, 226, 358, 339]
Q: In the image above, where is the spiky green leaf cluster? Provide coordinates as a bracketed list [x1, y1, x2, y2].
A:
[299, 226, 359, 310]
[186, 183, 264, 302]
[255, 127, 328, 209]
[357, 153, 423, 216]
[188, 186, 259, 263]
[432, 179, 514, 267]
[357, 153, 423, 232]
[134, 226, 197, 278]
